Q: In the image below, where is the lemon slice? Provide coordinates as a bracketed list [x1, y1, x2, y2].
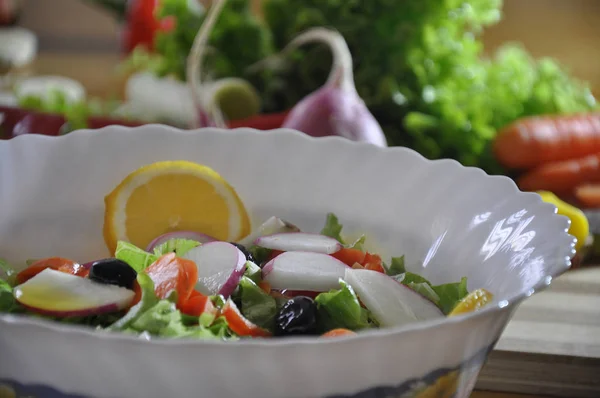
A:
[103, 161, 250, 254]
[448, 288, 493, 317]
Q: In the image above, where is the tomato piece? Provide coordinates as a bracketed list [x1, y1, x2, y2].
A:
[143, 253, 197, 308]
[181, 293, 217, 317]
[331, 248, 366, 267]
[16, 257, 84, 284]
[363, 252, 385, 273]
[220, 299, 271, 337]
[321, 328, 356, 338]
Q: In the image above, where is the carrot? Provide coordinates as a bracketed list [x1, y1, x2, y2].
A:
[575, 184, 600, 208]
[16, 257, 87, 284]
[493, 114, 600, 169]
[331, 248, 366, 267]
[220, 299, 271, 337]
[180, 293, 217, 317]
[321, 328, 356, 338]
[363, 252, 385, 273]
[143, 253, 197, 308]
[517, 152, 600, 193]
[258, 280, 271, 294]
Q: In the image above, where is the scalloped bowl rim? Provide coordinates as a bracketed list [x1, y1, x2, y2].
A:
[0, 124, 575, 347]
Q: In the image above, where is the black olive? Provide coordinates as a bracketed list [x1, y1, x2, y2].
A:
[88, 258, 137, 290]
[229, 242, 255, 264]
[274, 296, 318, 337]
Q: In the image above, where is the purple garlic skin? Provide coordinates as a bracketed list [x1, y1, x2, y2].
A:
[282, 86, 388, 147]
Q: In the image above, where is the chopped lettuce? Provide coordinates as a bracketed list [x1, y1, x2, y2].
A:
[320, 213, 345, 244]
[247, 245, 272, 265]
[237, 276, 277, 331]
[110, 273, 158, 330]
[115, 241, 158, 272]
[152, 238, 200, 257]
[385, 256, 406, 276]
[243, 261, 262, 284]
[0, 258, 17, 287]
[432, 277, 469, 314]
[315, 280, 372, 331]
[393, 272, 468, 315]
[0, 278, 19, 313]
[347, 235, 366, 251]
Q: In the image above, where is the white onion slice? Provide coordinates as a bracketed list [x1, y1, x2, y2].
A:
[13, 268, 134, 317]
[255, 232, 342, 254]
[182, 241, 246, 298]
[344, 268, 443, 327]
[262, 251, 347, 292]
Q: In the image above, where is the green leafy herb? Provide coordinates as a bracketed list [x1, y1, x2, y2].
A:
[152, 238, 200, 257]
[0, 278, 20, 313]
[247, 245, 272, 265]
[0, 258, 17, 287]
[320, 213, 345, 244]
[237, 276, 277, 331]
[115, 241, 158, 272]
[243, 261, 262, 284]
[393, 272, 468, 314]
[385, 256, 406, 276]
[315, 280, 372, 331]
[432, 277, 469, 315]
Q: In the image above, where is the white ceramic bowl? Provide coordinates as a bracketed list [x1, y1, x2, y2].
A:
[0, 126, 574, 398]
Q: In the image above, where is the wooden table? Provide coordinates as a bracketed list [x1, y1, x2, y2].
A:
[30, 52, 600, 398]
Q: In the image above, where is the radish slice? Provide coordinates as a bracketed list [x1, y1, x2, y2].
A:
[237, 216, 300, 246]
[255, 232, 342, 254]
[262, 251, 347, 292]
[13, 268, 135, 317]
[182, 241, 246, 297]
[344, 268, 443, 327]
[146, 231, 217, 252]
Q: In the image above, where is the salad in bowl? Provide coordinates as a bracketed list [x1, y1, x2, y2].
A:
[0, 126, 574, 398]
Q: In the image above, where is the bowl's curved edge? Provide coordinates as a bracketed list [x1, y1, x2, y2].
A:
[0, 125, 576, 347]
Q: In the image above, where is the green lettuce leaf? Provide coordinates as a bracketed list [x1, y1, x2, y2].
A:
[347, 235, 366, 251]
[406, 282, 440, 304]
[432, 277, 469, 315]
[247, 245, 273, 265]
[238, 276, 277, 331]
[152, 238, 200, 257]
[110, 273, 159, 330]
[0, 258, 17, 287]
[243, 261, 262, 284]
[315, 280, 371, 331]
[115, 241, 158, 272]
[385, 256, 406, 276]
[320, 213, 345, 244]
[0, 278, 20, 313]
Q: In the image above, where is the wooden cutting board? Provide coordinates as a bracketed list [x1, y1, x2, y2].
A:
[476, 267, 600, 397]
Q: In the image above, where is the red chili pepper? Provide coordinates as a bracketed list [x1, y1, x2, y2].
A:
[122, 0, 176, 54]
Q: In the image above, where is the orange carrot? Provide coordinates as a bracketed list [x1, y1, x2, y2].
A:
[493, 114, 600, 169]
[258, 280, 271, 294]
[321, 328, 356, 338]
[363, 252, 385, 273]
[517, 152, 600, 193]
[16, 257, 87, 284]
[143, 253, 197, 308]
[180, 293, 217, 317]
[575, 184, 600, 208]
[331, 248, 366, 267]
[220, 299, 271, 337]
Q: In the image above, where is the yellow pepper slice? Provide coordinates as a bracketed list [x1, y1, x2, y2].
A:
[537, 191, 589, 251]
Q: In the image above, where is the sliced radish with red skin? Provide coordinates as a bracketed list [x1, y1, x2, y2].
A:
[262, 251, 347, 292]
[254, 232, 342, 254]
[237, 216, 300, 247]
[146, 231, 217, 252]
[182, 241, 246, 298]
[13, 268, 135, 317]
[344, 268, 443, 327]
